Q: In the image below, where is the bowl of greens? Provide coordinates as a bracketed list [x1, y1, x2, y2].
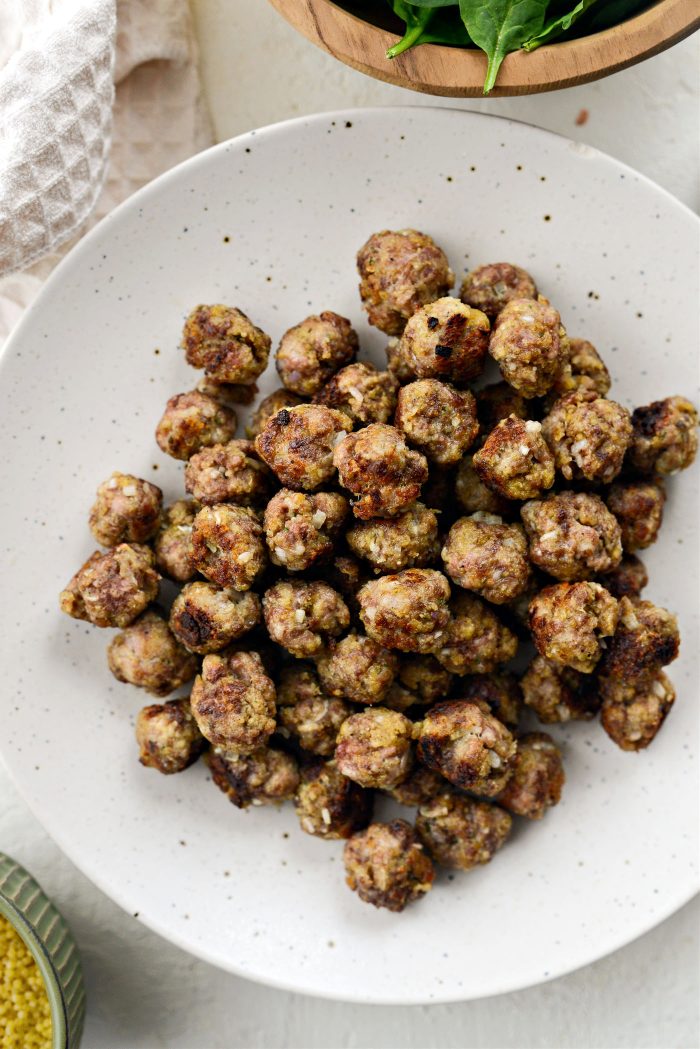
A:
[267, 0, 699, 95]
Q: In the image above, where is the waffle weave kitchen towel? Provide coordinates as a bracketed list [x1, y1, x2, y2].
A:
[0, 0, 213, 344]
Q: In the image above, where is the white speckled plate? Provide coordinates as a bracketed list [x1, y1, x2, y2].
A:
[0, 108, 698, 1005]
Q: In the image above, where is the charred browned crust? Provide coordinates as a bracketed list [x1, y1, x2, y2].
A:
[357, 229, 453, 336]
[599, 597, 679, 679]
[136, 700, 207, 774]
[497, 732, 564, 819]
[417, 699, 517, 796]
[458, 672, 522, 729]
[343, 818, 434, 911]
[416, 792, 512, 868]
[255, 404, 349, 491]
[276, 312, 358, 396]
[460, 263, 537, 321]
[206, 745, 299, 807]
[606, 480, 665, 552]
[182, 304, 271, 384]
[295, 759, 373, 839]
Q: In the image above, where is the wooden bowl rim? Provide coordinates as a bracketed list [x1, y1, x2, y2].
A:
[267, 0, 700, 96]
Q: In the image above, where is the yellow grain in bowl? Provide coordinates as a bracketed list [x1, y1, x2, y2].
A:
[0, 914, 52, 1049]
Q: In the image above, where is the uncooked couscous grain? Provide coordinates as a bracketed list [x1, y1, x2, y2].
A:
[0, 915, 52, 1049]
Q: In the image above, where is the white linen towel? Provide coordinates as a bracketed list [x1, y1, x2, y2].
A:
[0, 0, 213, 345]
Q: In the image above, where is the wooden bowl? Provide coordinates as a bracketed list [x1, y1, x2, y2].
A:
[267, 0, 700, 97]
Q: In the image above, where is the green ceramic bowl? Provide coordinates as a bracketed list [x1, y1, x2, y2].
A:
[0, 853, 85, 1048]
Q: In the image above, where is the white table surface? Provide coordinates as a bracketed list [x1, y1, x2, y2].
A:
[2, 3, 699, 1046]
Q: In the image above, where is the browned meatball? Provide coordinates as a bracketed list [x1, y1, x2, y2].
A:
[549, 337, 611, 403]
[436, 591, 518, 675]
[520, 491, 622, 581]
[295, 760, 372, 839]
[136, 700, 206, 774]
[277, 664, 351, 756]
[529, 582, 619, 674]
[344, 819, 434, 911]
[346, 502, 439, 573]
[599, 597, 679, 680]
[263, 489, 348, 571]
[358, 569, 451, 654]
[395, 382, 478, 468]
[181, 304, 271, 384]
[505, 571, 545, 633]
[383, 336, 414, 383]
[388, 676, 430, 711]
[600, 671, 675, 751]
[316, 634, 399, 706]
[520, 655, 600, 723]
[155, 390, 238, 462]
[190, 650, 276, 752]
[196, 375, 258, 407]
[455, 455, 512, 517]
[320, 554, 366, 608]
[420, 465, 454, 513]
[276, 662, 330, 708]
[184, 440, 271, 507]
[255, 404, 350, 490]
[245, 387, 304, 439]
[397, 297, 490, 383]
[476, 381, 529, 437]
[108, 611, 198, 696]
[597, 554, 648, 599]
[489, 298, 567, 397]
[89, 472, 162, 547]
[542, 389, 632, 484]
[416, 793, 512, 870]
[628, 396, 698, 475]
[460, 262, 537, 321]
[335, 708, 414, 788]
[441, 514, 531, 605]
[334, 423, 428, 519]
[263, 580, 350, 659]
[473, 417, 555, 500]
[357, 229, 453, 336]
[206, 745, 299, 808]
[276, 311, 358, 396]
[153, 499, 200, 582]
[190, 504, 266, 591]
[458, 672, 522, 729]
[498, 732, 564, 819]
[314, 362, 399, 427]
[383, 682, 423, 714]
[417, 700, 516, 796]
[169, 582, 261, 654]
[58, 550, 103, 621]
[398, 655, 453, 705]
[72, 543, 159, 628]
[385, 765, 447, 806]
[606, 480, 665, 552]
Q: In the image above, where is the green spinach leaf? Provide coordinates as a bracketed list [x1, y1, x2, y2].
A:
[522, 0, 601, 50]
[386, 1, 435, 57]
[386, 0, 434, 57]
[419, 15, 472, 46]
[403, 0, 459, 7]
[579, 0, 651, 31]
[458, 0, 548, 93]
[386, 1, 470, 58]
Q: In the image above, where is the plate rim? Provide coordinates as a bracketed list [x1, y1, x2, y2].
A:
[0, 105, 698, 1005]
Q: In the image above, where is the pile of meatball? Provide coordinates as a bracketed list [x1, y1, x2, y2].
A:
[59, 229, 698, 913]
